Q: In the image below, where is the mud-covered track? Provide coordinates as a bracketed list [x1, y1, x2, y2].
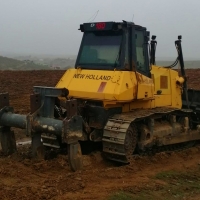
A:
[103, 107, 200, 163]
[103, 107, 177, 161]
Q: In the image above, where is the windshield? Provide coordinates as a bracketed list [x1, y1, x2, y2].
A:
[77, 31, 123, 67]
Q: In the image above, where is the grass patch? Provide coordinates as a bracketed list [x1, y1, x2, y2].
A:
[155, 170, 181, 179]
[108, 191, 160, 200]
[154, 170, 200, 199]
[108, 191, 133, 200]
[108, 170, 200, 200]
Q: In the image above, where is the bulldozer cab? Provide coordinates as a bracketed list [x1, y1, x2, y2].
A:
[75, 21, 150, 77]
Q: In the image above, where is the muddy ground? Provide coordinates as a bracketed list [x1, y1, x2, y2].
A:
[0, 69, 200, 200]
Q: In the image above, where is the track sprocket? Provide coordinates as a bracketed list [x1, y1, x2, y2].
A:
[124, 124, 138, 162]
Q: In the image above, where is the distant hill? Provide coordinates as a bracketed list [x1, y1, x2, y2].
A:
[49, 58, 75, 69]
[0, 56, 50, 70]
[13, 55, 76, 69]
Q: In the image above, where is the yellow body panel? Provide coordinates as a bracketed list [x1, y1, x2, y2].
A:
[136, 73, 154, 99]
[56, 68, 138, 101]
[151, 65, 182, 108]
[56, 65, 183, 111]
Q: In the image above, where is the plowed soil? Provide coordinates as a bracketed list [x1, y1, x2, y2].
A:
[0, 69, 200, 200]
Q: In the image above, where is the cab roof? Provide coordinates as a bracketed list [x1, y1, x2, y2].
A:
[79, 21, 145, 32]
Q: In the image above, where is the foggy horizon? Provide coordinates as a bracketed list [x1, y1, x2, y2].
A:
[1, 50, 200, 62]
[1, 0, 200, 60]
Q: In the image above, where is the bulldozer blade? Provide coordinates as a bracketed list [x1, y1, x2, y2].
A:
[0, 127, 16, 154]
[68, 142, 83, 171]
[31, 133, 45, 159]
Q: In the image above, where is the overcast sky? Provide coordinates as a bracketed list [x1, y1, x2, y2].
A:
[0, 0, 200, 59]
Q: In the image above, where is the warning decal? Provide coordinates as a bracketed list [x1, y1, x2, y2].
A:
[97, 82, 107, 93]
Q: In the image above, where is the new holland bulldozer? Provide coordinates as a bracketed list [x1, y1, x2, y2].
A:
[0, 21, 200, 171]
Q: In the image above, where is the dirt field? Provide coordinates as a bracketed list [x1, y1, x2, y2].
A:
[0, 69, 200, 200]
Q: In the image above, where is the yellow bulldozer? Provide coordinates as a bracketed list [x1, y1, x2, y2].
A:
[0, 21, 200, 171]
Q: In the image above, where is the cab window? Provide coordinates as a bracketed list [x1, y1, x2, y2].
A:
[135, 30, 146, 72]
